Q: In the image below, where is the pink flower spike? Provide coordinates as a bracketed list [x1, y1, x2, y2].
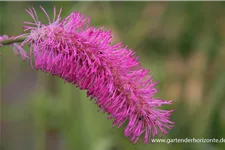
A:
[21, 6, 174, 144]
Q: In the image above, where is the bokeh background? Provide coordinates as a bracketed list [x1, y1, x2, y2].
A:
[1, 1, 225, 150]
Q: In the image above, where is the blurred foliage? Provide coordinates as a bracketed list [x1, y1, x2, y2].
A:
[1, 1, 225, 150]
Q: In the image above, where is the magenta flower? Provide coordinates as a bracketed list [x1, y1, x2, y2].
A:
[18, 6, 174, 144]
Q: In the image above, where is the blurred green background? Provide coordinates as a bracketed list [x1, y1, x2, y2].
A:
[0, 1, 225, 150]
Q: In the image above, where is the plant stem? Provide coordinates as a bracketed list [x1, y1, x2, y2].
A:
[0, 35, 28, 46]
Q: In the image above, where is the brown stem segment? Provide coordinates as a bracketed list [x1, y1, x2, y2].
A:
[0, 35, 28, 46]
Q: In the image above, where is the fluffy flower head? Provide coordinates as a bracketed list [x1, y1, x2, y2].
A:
[21, 6, 174, 144]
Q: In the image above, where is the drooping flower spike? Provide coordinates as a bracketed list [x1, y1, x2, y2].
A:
[19, 6, 174, 144]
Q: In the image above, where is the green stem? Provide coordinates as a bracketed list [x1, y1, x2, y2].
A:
[0, 35, 28, 46]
